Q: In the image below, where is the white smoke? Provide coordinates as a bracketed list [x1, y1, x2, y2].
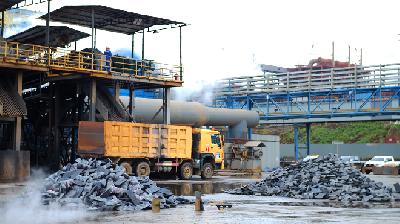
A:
[172, 79, 217, 105]
[1, 169, 88, 224]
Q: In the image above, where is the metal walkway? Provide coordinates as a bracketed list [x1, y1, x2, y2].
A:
[214, 63, 400, 124]
[0, 41, 183, 88]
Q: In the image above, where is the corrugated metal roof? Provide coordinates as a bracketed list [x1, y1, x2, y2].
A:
[0, 81, 27, 117]
[39, 5, 185, 35]
[7, 25, 90, 47]
[0, 0, 24, 11]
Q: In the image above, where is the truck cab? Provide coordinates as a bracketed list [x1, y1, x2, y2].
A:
[190, 128, 224, 179]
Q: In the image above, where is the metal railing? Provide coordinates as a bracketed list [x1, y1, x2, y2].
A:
[215, 63, 400, 96]
[0, 41, 182, 82]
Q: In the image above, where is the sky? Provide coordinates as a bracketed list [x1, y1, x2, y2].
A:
[8, 0, 400, 86]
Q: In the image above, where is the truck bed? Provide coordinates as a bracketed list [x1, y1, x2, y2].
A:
[78, 121, 193, 159]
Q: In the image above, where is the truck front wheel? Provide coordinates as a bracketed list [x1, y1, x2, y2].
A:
[136, 161, 151, 177]
[201, 163, 214, 179]
[179, 162, 193, 180]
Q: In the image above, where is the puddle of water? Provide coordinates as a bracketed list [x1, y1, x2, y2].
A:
[158, 181, 246, 196]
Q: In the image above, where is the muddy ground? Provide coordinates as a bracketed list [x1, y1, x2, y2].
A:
[1, 174, 400, 224]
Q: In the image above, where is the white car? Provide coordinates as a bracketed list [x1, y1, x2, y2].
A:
[363, 156, 400, 174]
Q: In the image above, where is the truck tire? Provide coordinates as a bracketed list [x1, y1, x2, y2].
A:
[136, 161, 151, 177]
[121, 162, 133, 175]
[179, 162, 193, 180]
[201, 163, 214, 179]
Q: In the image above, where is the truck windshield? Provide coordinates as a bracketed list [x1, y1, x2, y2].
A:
[211, 134, 221, 147]
[371, 157, 385, 161]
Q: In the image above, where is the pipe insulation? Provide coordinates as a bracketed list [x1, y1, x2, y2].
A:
[120, 97, 259, 128]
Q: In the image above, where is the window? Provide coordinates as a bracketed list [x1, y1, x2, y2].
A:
[211, 134, 221, 147]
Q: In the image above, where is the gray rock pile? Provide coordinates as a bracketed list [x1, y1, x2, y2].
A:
[227, 154, 393, 202]
[42, 158, 189, 211]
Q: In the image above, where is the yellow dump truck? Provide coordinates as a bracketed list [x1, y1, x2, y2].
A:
[77, 121, 224, 179]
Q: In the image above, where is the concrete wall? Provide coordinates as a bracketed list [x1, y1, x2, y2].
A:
[252, 134, 280, 170]
[281, 144, 400, 160]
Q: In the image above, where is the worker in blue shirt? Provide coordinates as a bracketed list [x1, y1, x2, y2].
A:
[104, 46, 112, 71]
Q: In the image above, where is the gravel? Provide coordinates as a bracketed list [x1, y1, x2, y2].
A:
[226, 154, 394, 202]
[41, 158, 190, 211]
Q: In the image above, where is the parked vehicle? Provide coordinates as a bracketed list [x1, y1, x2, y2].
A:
[77, 121, 225, 180]
[340, 156, 364, 169]
[362, 156, 400, 174]
[340, 156, 360, 163]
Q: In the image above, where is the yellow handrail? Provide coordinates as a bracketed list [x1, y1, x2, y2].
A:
[0, 40, 183, 82]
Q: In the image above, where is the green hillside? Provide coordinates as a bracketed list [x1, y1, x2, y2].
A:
[254, 121, 400, 144]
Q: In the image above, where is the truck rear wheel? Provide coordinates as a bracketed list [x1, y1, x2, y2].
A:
[136, 161, 151, 177]
[121, 162, 133, 175]
[201, 163, 214, 179]
[179, 162, 193, 180]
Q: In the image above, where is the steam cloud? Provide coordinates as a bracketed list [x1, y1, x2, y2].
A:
[172, 80, 217, 105]
[1, 170, 88, 224]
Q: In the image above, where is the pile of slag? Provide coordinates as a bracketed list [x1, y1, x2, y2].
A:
[42, 158, 189, 211]
[227, 154, 393, 202]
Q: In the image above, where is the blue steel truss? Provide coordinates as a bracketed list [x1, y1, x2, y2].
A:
[215, 86, 400, 121]
[213, 63, 400, 159]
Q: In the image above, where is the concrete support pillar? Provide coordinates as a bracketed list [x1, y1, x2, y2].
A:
[89, 79, 96, 121]
[128, 84, 135, 121]
[163, 88, 171, 124]
[13, 72, 23, 151]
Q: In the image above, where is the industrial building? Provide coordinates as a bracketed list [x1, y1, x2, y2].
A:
[0, 1, 400, 224]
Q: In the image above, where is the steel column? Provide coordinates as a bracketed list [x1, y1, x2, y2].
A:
[89, 79, 96, 121]
[128, 84, 135, 121]
[294, 126, 299, 161]
[163, 88, 171, 124]
[131, 33, 135, 58]
[179, 26, 182, 80]
[46, 0, 50, 46]
[306, 123, 311, 155]
[114, 81, 120, 101]
[247, 96, 253, 140]
[54, 83, 61, 168]
[1, 11, 4, 38]
[91, 7, 95, 69]
[142, 30, 145, 60]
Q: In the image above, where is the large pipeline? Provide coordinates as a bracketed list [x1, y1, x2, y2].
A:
[120, 97, 259, 128]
